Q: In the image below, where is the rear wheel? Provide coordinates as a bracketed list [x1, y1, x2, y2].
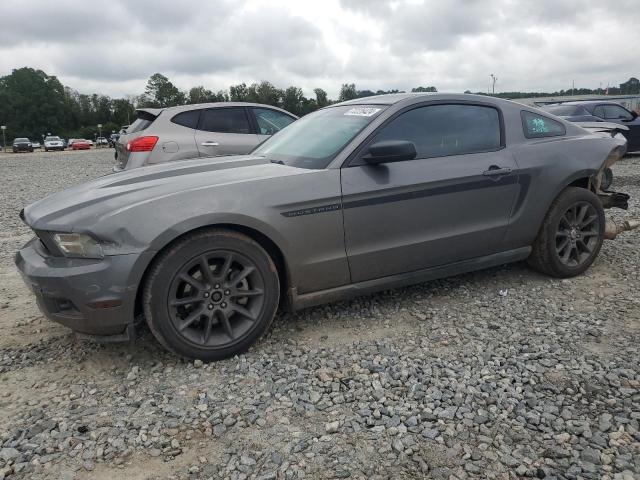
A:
[528, 187, 604, 278]
[143, 229, 280, 361]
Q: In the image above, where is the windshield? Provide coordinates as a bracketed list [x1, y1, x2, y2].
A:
[45, 136, 60, 141]
[252, 105, 387, 169]
[14, 138, 29, 142]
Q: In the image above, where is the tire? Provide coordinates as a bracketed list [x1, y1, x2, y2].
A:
[528, 187, 605, 278]
[601, 167, 613, 190]
[143, 229, 280, 361]
[44, 148, 48, 152]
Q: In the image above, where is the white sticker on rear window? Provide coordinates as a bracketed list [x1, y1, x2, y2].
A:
[344, 107, 381, 117]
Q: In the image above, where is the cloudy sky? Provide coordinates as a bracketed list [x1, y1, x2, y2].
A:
[1, 0, 639, 99]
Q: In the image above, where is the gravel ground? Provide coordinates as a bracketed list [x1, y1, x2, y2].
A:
[0, 149, 639, 480]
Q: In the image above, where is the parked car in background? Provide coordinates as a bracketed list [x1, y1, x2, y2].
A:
[61, 138, 68, 148]
[114, 102, 297, 171]
[97, 137, 108, 147]
[71, 139, 92, 150]
[12, 138, 33, 153]
[43, 136, 64, 151]
[108, 133, 119, 147]
[541, 101, 640, 152]
[31, 140, 41, 149]
[17, 94, 636, 360]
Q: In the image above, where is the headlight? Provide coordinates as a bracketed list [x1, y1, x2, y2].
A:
[51, 233, 103, 258]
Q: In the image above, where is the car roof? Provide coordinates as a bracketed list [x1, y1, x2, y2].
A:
[137, 102, 298, 118]
[331, 92, 519, 108]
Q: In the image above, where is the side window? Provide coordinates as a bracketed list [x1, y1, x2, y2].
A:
[371, 104, 501, 159]
[521, 111, 566, 138]
[171, 109, 201, 129]
[593, 106, 606, 118]
[253, 108, 296, 135]
[603, 105, 633, 120]
[199, 107, 251, 134]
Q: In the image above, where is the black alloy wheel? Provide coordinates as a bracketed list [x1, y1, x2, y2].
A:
[167, 250, 265, 348]
[554, 201, 601, 268]
[144, 229, 280, 361]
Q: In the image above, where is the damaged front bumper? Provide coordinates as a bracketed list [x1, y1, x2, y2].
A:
[14, 237, 139, 338]
[590, 132, 639, 240]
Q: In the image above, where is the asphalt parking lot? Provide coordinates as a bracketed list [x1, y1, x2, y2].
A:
[0, 149, 639, 480]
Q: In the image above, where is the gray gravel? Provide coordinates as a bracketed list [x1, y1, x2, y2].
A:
[0, 150, 639, 480]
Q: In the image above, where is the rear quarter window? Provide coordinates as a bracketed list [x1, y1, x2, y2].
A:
[521, 111, 566, 139]
[171, 110, 201, 129]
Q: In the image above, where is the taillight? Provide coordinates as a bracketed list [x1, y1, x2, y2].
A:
[126, 136, 158, 152]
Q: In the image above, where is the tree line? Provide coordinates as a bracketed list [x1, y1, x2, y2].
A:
[0, 66, 638, 143]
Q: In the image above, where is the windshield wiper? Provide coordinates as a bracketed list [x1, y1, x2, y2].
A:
[270, 159, 285, 165]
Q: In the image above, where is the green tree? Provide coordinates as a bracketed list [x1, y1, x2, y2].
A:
[314, 88, 328, 107]
[111, 98, 135, 127]
[229, 83, 249, 102]
[282, 86, 305, 115]
[338, 83, 358, 102]
[188, 86, 215, 104]
[411, 86, 437, 92]
[246, 81, 283, 106]
[0, 67, 72, 141]
[143, 73, 185, 107]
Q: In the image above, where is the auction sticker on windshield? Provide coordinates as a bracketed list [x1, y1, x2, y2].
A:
[344, 107, 381, 116]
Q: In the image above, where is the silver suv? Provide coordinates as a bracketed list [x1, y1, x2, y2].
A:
[114, 102, 297, 171]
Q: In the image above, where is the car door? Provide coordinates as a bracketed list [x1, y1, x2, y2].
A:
[250, 107, 297, 146]
[595, 104, 640, 152]
[195, 107, 261, 157]
[341, 103, 521, 283]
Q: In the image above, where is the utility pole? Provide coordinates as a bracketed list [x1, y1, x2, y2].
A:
[571, 80, 575, 96]
[490, 74, 497, 94]
[1, 126, 6, 153]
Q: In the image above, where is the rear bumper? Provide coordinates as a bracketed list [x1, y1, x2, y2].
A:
[15, 238, 140, 336]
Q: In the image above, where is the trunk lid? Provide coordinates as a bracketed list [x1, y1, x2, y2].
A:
[114, 108, 162, 170]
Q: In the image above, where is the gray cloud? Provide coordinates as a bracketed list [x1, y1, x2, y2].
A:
[0, 0, 638, 99]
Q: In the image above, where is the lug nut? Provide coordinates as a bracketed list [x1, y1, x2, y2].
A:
[224, 290, 230, 295]
[221, 302, 227, 308]
[204, 292, 209, 298]
[207, 304, 214, 310]
[214, 284, 220, 289]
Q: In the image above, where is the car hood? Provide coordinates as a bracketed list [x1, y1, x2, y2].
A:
[23, 155, 309, 231]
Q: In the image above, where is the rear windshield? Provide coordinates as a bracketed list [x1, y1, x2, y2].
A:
[127, 111, 157, 134]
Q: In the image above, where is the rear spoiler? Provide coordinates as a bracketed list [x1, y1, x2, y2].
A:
[575, 121, 629, 135]
[135, 108, 163, 119]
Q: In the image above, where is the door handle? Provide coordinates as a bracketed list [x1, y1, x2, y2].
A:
[201, 141, 219, 147]
[483, 166, 512, 176]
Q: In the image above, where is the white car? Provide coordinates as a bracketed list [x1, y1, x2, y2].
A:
[44, 136, 65, 152]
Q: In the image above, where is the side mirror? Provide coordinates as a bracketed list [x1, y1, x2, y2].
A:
[631, 111, 638, 120]
[363, 140, 417, 165]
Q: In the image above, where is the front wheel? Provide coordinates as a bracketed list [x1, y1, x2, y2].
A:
[528, 187, 605, 278]
[143, 229, 280, 361]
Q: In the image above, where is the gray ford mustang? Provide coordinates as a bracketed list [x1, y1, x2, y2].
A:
[15, 93, 637, 361]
